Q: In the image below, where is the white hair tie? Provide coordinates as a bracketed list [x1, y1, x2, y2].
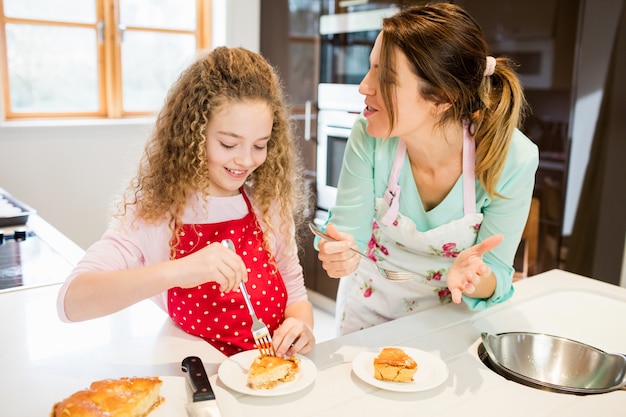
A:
[484, 56, 496, 77]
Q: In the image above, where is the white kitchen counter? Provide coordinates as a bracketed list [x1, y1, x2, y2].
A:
[1, 269, 624, 416]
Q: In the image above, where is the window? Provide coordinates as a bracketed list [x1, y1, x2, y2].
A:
[0, 0, 211, 120]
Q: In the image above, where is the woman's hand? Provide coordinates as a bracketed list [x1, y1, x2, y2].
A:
[172, 242, 248, 292]
[271, 317, 316, 357]
[446, 234, 503, 304]
[316, 223, 361, 278]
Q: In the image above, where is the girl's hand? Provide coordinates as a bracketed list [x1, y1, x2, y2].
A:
[316, 223, 360, 278]
[271, 317, 315, 357]
[172, 242, 248, 292]
[446, 234, 503, 303]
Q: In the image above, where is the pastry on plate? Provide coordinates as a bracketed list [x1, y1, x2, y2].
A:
[50, 376, 163, 417]
[373, 347, 418, 382]
[247, 355, 300, 390]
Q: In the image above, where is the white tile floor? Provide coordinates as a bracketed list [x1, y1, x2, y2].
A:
[308, 290, 337, 343]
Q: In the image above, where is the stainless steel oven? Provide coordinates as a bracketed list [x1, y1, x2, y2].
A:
[319, 6, 398, 89]
[316, 6, 396, 212]
[316, 109, 359, 211]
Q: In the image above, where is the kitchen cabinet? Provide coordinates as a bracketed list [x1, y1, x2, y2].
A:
[261, 0, 338, 300]
[261, 0, 319, 173]
[462, 0, 581, 274]
[458, 0, 558, 41]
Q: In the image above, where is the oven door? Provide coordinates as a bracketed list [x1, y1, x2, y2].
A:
[316, 110, 359, 211]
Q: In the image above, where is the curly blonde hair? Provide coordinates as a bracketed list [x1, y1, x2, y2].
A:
[120, 46, 306, 256]
[379, 3, 529, 198]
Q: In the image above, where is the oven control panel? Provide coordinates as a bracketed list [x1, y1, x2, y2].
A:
[0, 227, 32, 244]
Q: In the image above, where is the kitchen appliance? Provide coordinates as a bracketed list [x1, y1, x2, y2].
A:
[479, 332, 626, 395]
[0, 192, 35, 227]
[316, 6, 397, 212]
[316, 108, 359, 211]
[0, 226, 75, 291]
[319, 7, 398, 91]
[0, 191, 75, 291]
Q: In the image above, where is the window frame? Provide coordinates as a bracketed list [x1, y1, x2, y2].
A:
[0, 0, 212, 120]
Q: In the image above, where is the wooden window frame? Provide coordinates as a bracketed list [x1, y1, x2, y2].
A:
[0, 0, 212, 120]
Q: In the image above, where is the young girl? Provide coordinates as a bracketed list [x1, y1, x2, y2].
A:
[316, 4, 539, 335]
[57, 46, 315, 357]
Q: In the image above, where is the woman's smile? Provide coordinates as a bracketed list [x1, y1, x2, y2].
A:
[363, 104, 378, 118]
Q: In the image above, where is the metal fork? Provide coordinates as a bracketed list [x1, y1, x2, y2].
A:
[308, 223, 413, 282]
[221, 239, 276, 356]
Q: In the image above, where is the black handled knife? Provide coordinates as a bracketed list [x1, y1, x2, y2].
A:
[181, 356, 222, 417]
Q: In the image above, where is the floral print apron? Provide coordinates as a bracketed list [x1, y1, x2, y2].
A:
[336, 122, 483, 335]
[168, 190, 287, 356]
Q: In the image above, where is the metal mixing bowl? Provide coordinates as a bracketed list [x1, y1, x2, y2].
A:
[480, 332, 626, 394]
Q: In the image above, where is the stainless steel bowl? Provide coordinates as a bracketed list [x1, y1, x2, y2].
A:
[480, 332, 626, 395]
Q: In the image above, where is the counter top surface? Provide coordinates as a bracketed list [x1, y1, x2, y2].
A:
[1, 269, 625, 416]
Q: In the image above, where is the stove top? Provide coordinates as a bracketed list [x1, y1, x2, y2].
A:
[0, 227, 74, 291]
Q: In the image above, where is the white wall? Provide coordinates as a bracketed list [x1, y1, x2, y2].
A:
[212, 0, 260, 52]
[0, 120, 150, 249]
[0, 3, 260, 250]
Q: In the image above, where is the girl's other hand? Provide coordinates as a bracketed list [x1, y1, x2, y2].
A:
[316, 223, 360, 278]
[173, 242, 248, 292]
[271, 317, 315, 357]
[447, 234, 503, 303]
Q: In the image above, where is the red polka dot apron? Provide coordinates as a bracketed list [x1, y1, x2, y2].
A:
[336, 121, 483, 335]
[167, 190, 287, 356]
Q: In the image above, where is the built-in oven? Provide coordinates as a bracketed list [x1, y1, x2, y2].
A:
[316, 109, 359, 212]
[319, 7, 396, 86]
[316, 6, 396, 213]
[317, 6, 398, 112]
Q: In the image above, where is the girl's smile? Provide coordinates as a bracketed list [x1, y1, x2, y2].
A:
[205, 100, 273, 196]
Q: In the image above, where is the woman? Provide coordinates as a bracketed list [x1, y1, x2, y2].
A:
[316, 4, 539, 335]
[57, 46, 315, 357]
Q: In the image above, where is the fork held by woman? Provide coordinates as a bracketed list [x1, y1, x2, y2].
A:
[309, 223, 412, 281]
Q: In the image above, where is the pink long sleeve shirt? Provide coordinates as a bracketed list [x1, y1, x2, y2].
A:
[57, 187, 308, 322]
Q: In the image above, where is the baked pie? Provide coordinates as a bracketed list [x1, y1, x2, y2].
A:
[247, 355, 300, 390]
[373, 347, 418, 382]
[50, 376, 163, 417]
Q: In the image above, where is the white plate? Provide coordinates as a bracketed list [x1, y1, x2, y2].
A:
[352, 347, 448, 392]
[153, 376, 243, 417]
[218, 350, 317, 396]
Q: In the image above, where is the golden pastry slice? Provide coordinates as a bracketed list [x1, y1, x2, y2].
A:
[50, 376, 163, 417]
[247, 355, 300, 390]
[373, 347, 418, 382]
